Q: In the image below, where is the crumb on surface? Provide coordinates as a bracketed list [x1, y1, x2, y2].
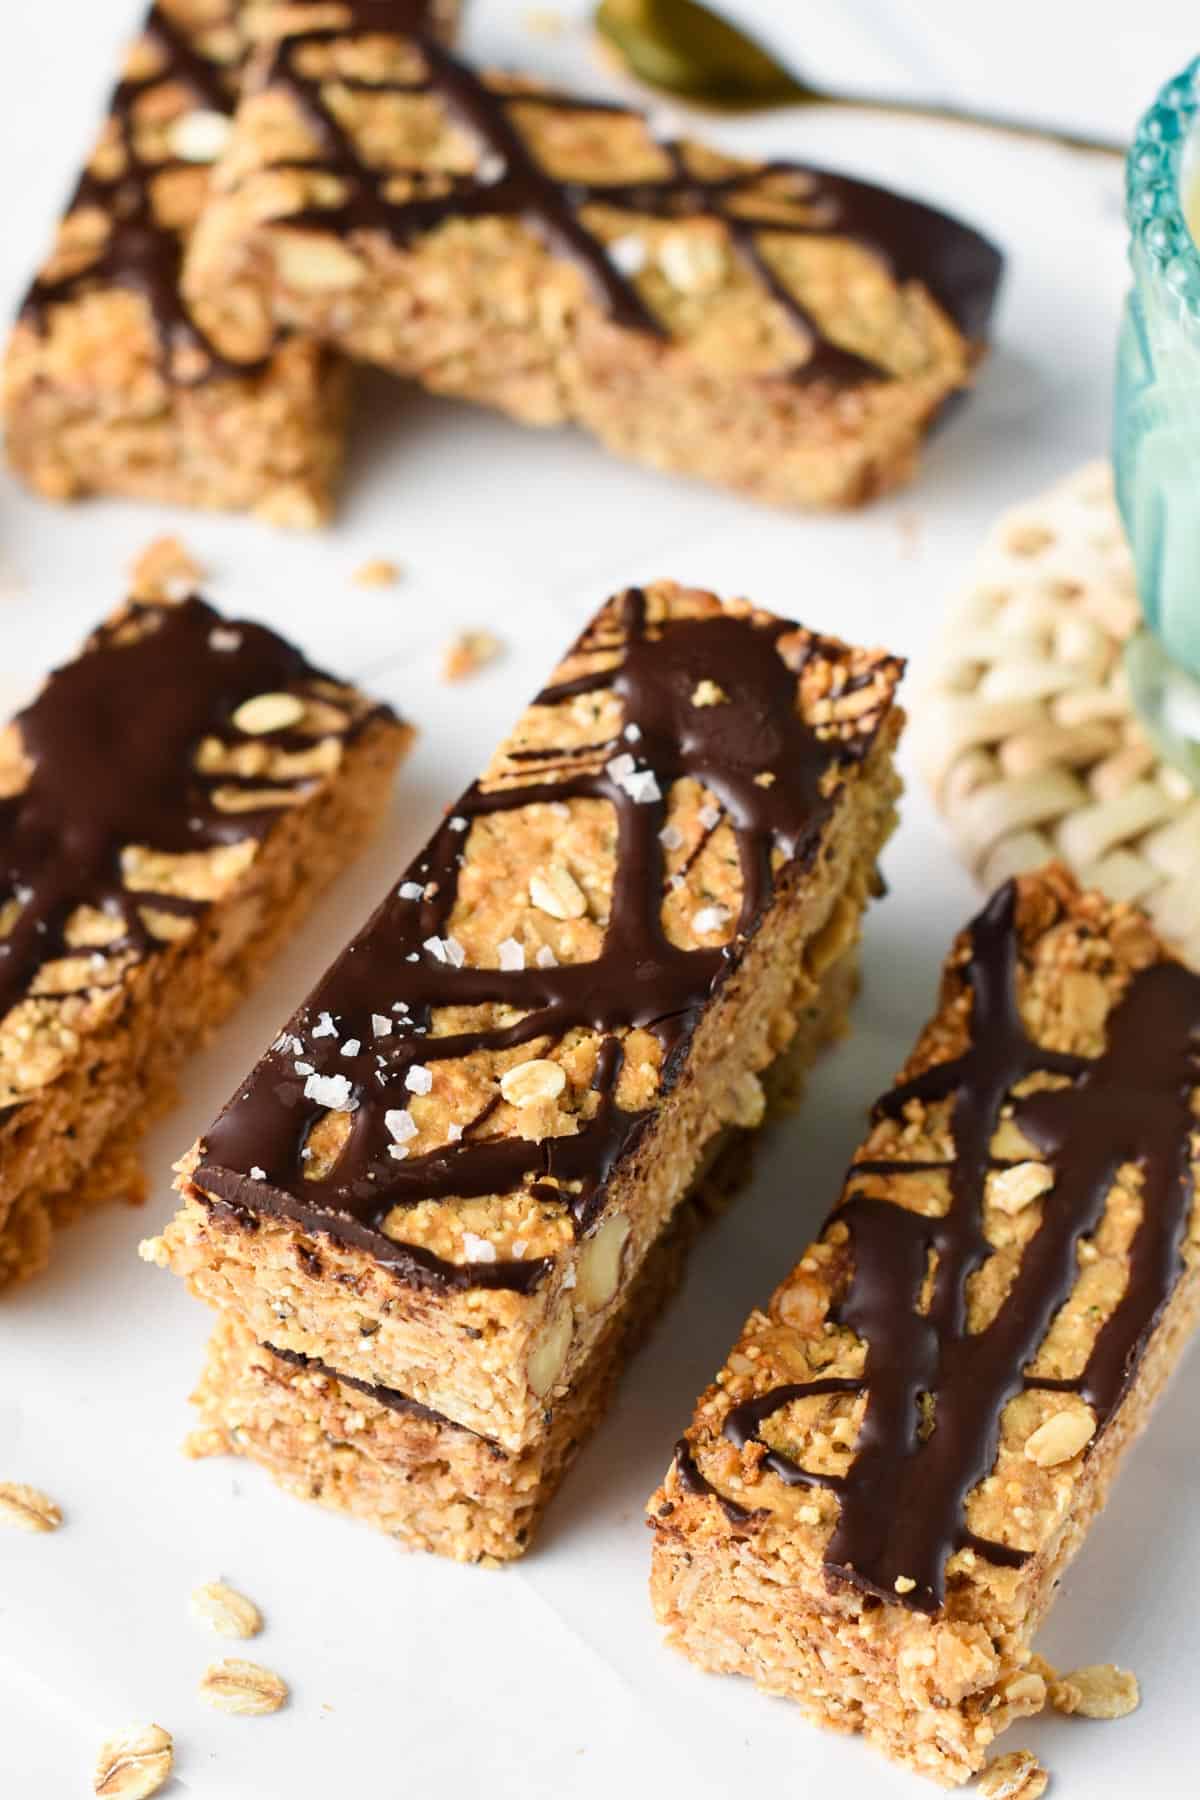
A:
[129, 535, 205, 602]
[352, 557, 401, 588]
[441, 628, 503, 682]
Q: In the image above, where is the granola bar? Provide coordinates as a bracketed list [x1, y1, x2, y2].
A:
[181, 8, 1002, 509]
[146, 581, 904, 1528]
[185, 944, 860, 1562]
[2, 0, 456, 525]
[0, 593, 410, 1288]
[649, 866, 1200, 1783]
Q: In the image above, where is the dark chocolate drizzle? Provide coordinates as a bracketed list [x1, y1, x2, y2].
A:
[261, 4, 1002, 381]
[20, 4, 259, 381]
[18, 1, 442, 380]
[265, 1340, 494, 1446]
[0, 597, 376, 1029]
[198, 588, 900, 1293]
[718, 881, 1200, 1613]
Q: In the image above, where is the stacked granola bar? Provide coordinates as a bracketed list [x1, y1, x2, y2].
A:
[2, 0, 458, 522]
[0, 591, 410, 1289]
[144, 581, 905, 1559]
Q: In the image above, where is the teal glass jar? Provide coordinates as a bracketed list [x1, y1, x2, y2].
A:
[1115, 55, 1200, 774]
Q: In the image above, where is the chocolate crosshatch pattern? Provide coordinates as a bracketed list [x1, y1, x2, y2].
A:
[18, 0, 448, 384]
[0, 596, 384, 1029]
[20, 2, 252, 383]
[680, 880, 1200, 1614]
[196, 587, 903, 1294]
[249, 1, 1002, 381]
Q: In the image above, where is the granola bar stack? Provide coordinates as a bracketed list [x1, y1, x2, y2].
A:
[144, 581, 905, 1559]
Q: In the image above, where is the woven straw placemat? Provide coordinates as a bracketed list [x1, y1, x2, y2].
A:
[914, 461, 1200, 965]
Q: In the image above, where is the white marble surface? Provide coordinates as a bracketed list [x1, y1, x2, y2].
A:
[1, 4, 1196, 1797]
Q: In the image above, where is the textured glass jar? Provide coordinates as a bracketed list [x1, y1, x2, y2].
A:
[1115, 56, 1200, 770]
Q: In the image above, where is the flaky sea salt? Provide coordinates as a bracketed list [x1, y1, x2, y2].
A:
[304, 1072, 355, 1111]
[461, 1232, 497, 1263]
[385, 1108, 417, 1144]
[608, 234, 647, 276]
[498, 937, 525, 971]
[405, 1064, 433, 1095]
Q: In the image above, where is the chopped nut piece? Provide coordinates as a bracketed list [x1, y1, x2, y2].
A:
[977, 1750, 1048, 1799]
[352, 558, 401, 588]
[575, 1211, 632, 1310]
[529, 864, 587, 920]
[691, 679, 728, 707]
[1001, 1671, 1047, 1717]
[442, 629, 503, 682]
[499, 1058, 566, 1108]
[0, 1481, 62, 1532]
[989, 1161, 1054, 1215]
[527, 1304, 573, 1396]
[191, 1579, 263, 1640]
[1055, 1662, 1139, 1719]
[231, 692, 305, 736]
[93, 1724, 174, 1799]
[199, 1657, 289, 1716]
[129, 535, 203, 602]
[1024, 1407, 1094, 1467]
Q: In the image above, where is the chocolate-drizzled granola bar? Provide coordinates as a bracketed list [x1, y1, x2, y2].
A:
[147, 582, 903, 1562]
[186, 1040, 844, 1564]
[2, 0, 456, 523]
[650, 867, 1200, 1783]
[0, 594, 410, 1288]
[182, 6, 1002, 509]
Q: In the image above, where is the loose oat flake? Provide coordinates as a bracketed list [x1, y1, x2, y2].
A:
[199, 1657, 289, 1716]
[0, 1480, 62, 1532]
[93, 1723, 173, 1799]
[977, 1749, 1048, 1800]
[191, 1579, 263, 1640]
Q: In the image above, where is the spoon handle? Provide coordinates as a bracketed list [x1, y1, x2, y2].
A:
[816, 91, 1125, 159]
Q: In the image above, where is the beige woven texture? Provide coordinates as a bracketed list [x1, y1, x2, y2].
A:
[915, 462, 1200, 965]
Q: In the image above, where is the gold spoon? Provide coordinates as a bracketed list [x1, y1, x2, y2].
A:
[594, 0, 1124, 155]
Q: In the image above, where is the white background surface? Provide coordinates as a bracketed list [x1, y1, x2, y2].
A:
[2, 3, 1198, 1796]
